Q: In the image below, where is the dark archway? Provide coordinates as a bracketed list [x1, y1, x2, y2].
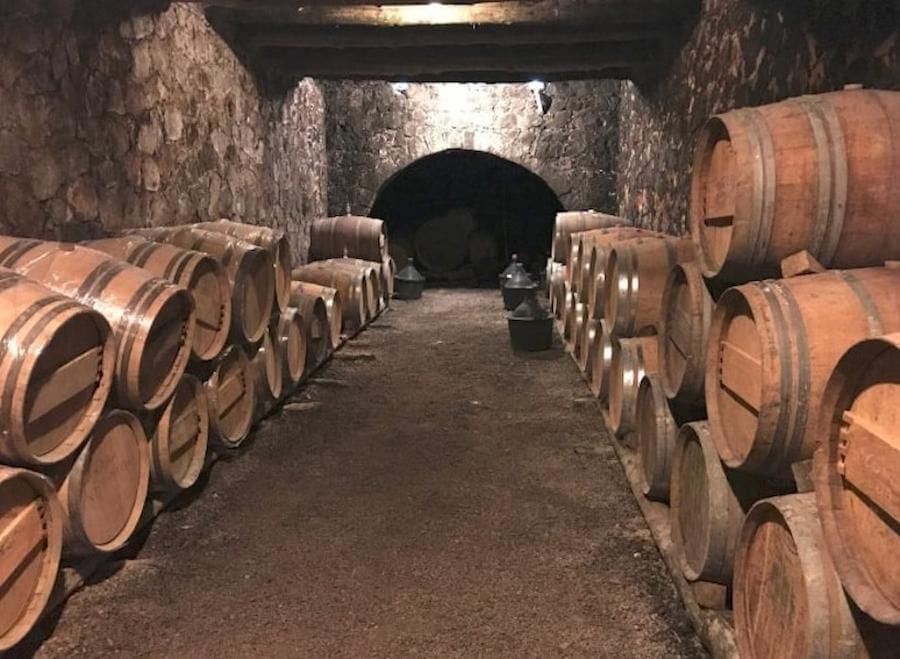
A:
[371, 149, 564, 284]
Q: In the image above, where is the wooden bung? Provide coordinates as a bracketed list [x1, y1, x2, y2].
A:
[670, 421, 774, 585]
[589, 320, 616, 400]
[273, 307, 307, 389]
[199, 220, 293, 313]
[0, 239, 195, 412]
[635, 374, 703, 502]
[205, 345, 254, 449]
[290, 281, 342, 350]
[706, 267, 900, 476]
[131, 227, 275, 346]
[814, 333, 900, 625]
[88, 236, 232, 363]
[733, 494, 899, 658]
[658, 260, 715, 405]
[0, 269, 115, 467]
[289, 291, 331, 369]
[690, 89, 900, 283]
[551, 210, 629, 264]
[56, 410, 150, 556]
[604, 237, 697, 337]
[606, 335, 659, 437]
[309, 215, 386, 263]
[293, 262, 368, 330]
[0, 466, 63, 652]
[148, 374, 209, 494]
[251, 328, 282, 423]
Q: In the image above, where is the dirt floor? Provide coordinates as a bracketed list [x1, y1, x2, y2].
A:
[21, 289, 704, 658]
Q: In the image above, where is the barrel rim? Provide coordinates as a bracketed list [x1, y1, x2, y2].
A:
[151, 374, 209, 492]
[209, 345, 254, 448]
[636, 374, 673, 500]
[234, 247, 276, 344]
[659, 261, 711, 402]
[186, 252, 232, 362]
[669, 421, 714, 582]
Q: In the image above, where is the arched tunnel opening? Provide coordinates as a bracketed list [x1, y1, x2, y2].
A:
[371, 149, 564, 285]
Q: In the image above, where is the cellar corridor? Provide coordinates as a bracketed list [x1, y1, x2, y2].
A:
[24, 291, 701, 658]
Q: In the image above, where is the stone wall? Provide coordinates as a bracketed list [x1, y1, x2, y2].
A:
[0, 0, 327, 261]
[617, 0, 900, 234]
[323, 80, 621, 215]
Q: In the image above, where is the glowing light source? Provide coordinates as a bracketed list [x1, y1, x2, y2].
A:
[391, 82, 410, 95]
[527, 80, 545, 92]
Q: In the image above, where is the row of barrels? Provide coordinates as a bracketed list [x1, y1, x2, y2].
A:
[0, 217, 391, 652]
[555, 86, 900, 657]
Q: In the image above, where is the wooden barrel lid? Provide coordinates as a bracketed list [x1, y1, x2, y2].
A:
[815, 334, 900, 624]
[150, 375, 209, 493]
[261, 329, 283, 402]
[272, 234, 292, 313]
[276, 308, 306, 387]
[208, 346, 254, 448]
[187, 254, 231, 362]
[0, 467, 63, 651]
[636, 374, 677, 502]
[236, 249, 275, 345]
[136, 287, 195, 410]
[62, 410, 149, 554]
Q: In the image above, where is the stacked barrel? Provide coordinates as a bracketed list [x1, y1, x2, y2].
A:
[294, 215, 392, 346]
[561, 88, 900, 656]
[0, 217, 358, 651]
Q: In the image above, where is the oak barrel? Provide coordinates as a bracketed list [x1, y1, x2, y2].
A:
[670, 421, 769, 585]
[579, 229, 663, 311]
[200, 220, 293, 313]
[589, 320, 616, 400]
[604, 237, 697, 337]
[381, 256, 396, 303]
[57, 409, 150, 555]
[88, 236, 231, 363]
[132, 227, 275, 345]
[0, 466, 63, 652]
[815, 333, 900, 624]
[290, 281, 342, 350]
[205, 345, 254, 448]
[251, 328, 282, 422]
[658, 261, 714, 404]
[290, 291, 331, 368]
[0, 269, 115, 467]
[551, 211, 630, 264]
[635, 375, 703, 502]
[328, 257, 383, 317]
[309, 215, 386, 263]
[706, 267, 900, 476]
[607, 336, 659, 437]
[148, 374, 208, 493]
[273, 307, 307, 389]
[293, 262, 368, 331]
[577, 318, 600, 374]
[0, 239, 195, 411]
[690, 89, 900, 282]
[733, 494, 885, 658]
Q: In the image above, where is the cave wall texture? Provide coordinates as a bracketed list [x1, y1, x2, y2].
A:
[617, 0, 900, 234]
[0, 0, 327, 261]
[323, 80, 622, 217]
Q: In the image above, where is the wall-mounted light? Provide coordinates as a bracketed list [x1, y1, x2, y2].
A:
[391, 82, 410, 96]
[528, 80, 552, 115]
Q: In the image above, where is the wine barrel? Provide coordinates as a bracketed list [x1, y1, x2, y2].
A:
[414, 208, 475, 275]
[87, 236, 231, 363]
[388, 236, 412, 274]
[670, 421, 768, 585]
[57, 410, 150, 555]
[734, 494, 873, 658]
[148, 375, 208, 493]
[567, 300, 587, 356]
[0, 270, 114, 467]
[199, 220, 293, 313]
[251, 329, 282, 422]
[290, 292, 330, 368]
[604, 237, 697, 337]
[659, 261, 714, 404]
[131, 227, 275, 345]
[293, 262, 368, 331]
[706, 267, 900, 476]
[636, 375, 704, 502]
[272, 307, 306, 389]
[381, 256, 396, 303]
[205, 345, 254, 449]
[310, 215, 386, 263]
[290, 282, 342, 350]
[578, 229, 664, 309]
[577, 319, 600, 374]
[327, 258, 382, 317]
[815, 333, 900, 624]
[0, 467, 63, 652]
[690, 89, 900, 282]
[0, 239, 195, 411]
[589, 320, 616, 400]
[607, 336, 659, 437]
[551, 211, 630, 264]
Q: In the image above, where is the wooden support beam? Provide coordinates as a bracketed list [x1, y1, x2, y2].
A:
[263, 41, 654, 81]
